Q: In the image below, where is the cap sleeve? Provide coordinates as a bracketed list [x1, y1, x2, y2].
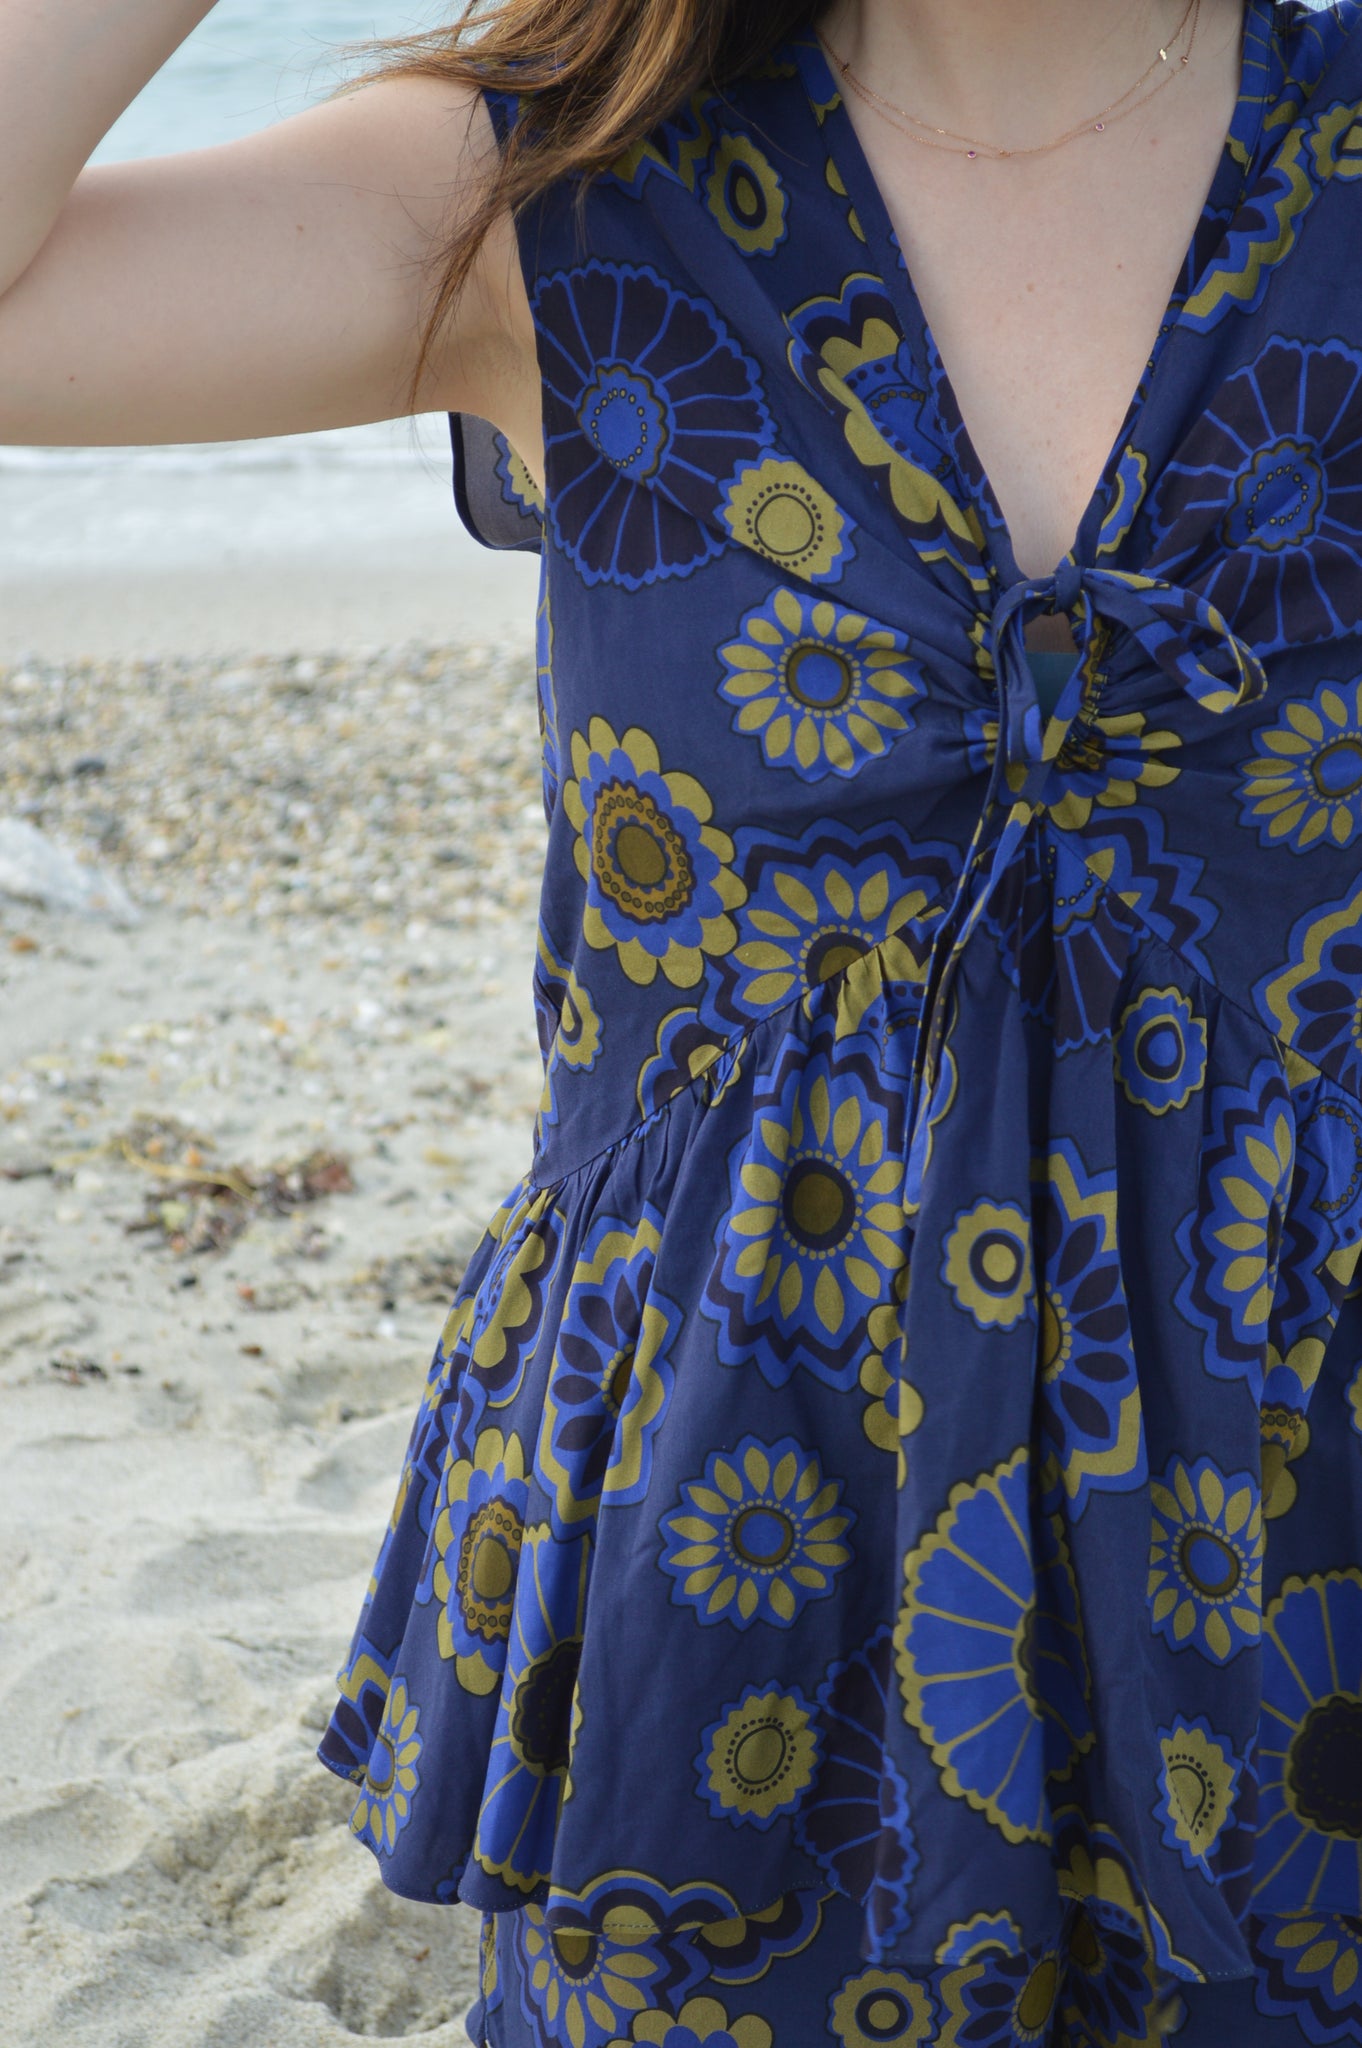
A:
[449, 412, 545, 553]
[446, 83, 545, 555]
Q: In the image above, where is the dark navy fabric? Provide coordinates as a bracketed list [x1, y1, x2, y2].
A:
[322, 5, 1362, 2040]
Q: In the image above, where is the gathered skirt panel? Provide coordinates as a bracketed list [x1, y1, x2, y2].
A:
[468, 1888, 1362, 2047]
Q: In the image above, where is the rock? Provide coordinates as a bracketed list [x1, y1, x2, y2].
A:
[0, 817, 140, 926]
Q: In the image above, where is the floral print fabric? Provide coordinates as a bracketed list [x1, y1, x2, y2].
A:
[317, 3, 1362, 2040]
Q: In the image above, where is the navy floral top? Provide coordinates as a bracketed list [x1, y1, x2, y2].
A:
[320, 0, 1362, 2008]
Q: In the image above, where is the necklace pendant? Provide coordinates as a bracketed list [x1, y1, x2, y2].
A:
[966, 148, 978, 159]
[1094, 121, 1105, 131]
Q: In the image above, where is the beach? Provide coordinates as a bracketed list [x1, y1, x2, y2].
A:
[0, 9, 552, 2034]
[0, 559, 543, 2042]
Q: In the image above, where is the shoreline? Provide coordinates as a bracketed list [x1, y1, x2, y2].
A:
[0, 452, 541, 661]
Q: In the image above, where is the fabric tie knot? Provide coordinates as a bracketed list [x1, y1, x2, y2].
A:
[905, 559, 1268, 1210]
[989, 561, 1268, 799]
[1051, 558, 1085, 615]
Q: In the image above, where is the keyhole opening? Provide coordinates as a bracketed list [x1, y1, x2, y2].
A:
[1024, 612, 1080, 658]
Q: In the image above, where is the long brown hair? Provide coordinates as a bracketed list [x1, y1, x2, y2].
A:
[355, 0, 819, 387]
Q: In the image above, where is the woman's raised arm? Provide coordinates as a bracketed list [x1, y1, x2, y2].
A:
[0, 0, 536, 449]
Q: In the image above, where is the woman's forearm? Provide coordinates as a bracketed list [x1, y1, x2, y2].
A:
[0, 0, 217, 296]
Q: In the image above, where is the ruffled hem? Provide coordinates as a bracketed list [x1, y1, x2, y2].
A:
[316, 813, 1362, 1983]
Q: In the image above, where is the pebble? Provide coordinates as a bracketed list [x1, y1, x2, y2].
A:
[0, 640, 544, 931]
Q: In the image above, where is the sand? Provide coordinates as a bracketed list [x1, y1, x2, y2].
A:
[0, 627, 544, 2046]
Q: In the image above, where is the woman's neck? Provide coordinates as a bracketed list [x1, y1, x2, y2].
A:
[815, 0, 1207, 152]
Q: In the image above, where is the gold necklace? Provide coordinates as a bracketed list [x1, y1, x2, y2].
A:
[820, 0, 1202, 162]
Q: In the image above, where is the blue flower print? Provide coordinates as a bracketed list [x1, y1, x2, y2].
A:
[931, 1935, 1065, 2048]
[1239, 676, 1362, 853]
[785, 275, 934, 476]
[1179, 100, 1319, 335]
[1034, 1140, 1146, 1518]
[1256, 1570, 1362, 1913]
[535, 260, 774, 588]
[707, 818, 958, 1029]
[1114, 987, 1208, 1117]
[606, 89, 716, 199]
[635, 1005, 735, 1118]
[796, 1626, 918, 1951]
[1060, 1897, 1167, 2048]
[828, 1966, 935, 2048]
[721, 455, 857, 584]
[784, 273, 987, 597]
[716, 586, 925, 782]
[537, 1209, 680, 1535]
[1147, 339, 1362, 654]
[979, 832, 1144, 1055]
[703, 1021, 908, 1389]
[1147, 1453, 1263, 1665]
[1051, 1807, 1202, 2021]
[1151, 1714, 1244, 1879]
[472, 1526, 591, 1895]
[1175, 1057, 1296, 1393]
[534, 928, 603, 1136]
[895, 1448, 1094, 1846]
[696, 1680, 821, 1831]
[684, 1886, 829, 1983]
[349, 1676, 424, 1857]
[658, 1433, 854, 1629]
[941, 1198, 1033, 1334]
[1258, 879, 1362, 1094]
[705, 133, 788, 256]
[321, 1623, 399, 1786]
[1078, 811, 1218, 980]
[564, 720, 745, 988]
[607, 1993, 776, 2048]
[418, 1424, 530, 1698]
[933, 1913, 1024, 1967]
[509, 1901, 696, 2048]
[1253, 1914, 1362, 2044]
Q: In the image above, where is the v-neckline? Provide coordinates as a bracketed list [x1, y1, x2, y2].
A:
[791, 0, 1276, 591]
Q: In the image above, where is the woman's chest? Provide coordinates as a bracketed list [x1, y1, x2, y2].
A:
[839, 59, 1243, 584]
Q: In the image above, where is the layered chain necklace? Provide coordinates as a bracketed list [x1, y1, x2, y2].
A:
[818, 0, 1203, 162]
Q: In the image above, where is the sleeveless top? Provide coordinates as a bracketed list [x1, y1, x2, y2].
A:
[319, 0, 1362, 1996]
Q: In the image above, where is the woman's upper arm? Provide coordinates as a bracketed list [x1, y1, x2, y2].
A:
[0, 72, 537, 448]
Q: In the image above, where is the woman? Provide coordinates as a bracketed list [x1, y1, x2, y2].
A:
[3, 0, 1360, 2041]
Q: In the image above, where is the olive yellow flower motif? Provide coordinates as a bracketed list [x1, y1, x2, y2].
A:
[697, 1682, 820, 1828]
[515, 1901, 682, 2048]
[942, 1200, 1034, 1332]
[722, 456, 853, 582]
[350, 1677, 423, 1856]
[1155, 1714, 1242, 1875]
[1257, 1571, 1362, 1908]
[609, 1997, 772, 2048]
[713, 1056, 908, 1377]
[859, 1286, 924, 1487]
[658, 1432, 854, 1628]
[1261, 1403, 1310, 1519]
[1047, 638, 1182, 830]
[829, 1968, 934, 2048]
[564, 719, 744, 987]
[705, 133, 787, 255]
[718, 585, 923, 781]
[1147, 1453, 1263, 1664]
[430, 1426, 529, 1696]
[1239, 677, 1362, 851]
